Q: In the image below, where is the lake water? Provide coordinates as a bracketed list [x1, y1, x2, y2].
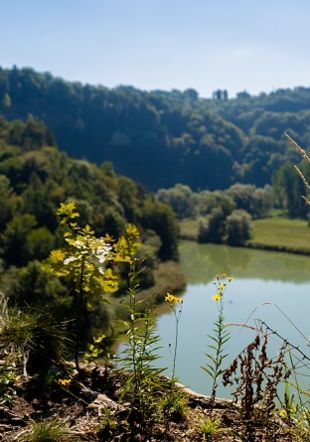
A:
[152, 241, 310, 398]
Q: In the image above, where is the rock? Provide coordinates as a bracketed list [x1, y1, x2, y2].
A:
[87, 393, 126, 416]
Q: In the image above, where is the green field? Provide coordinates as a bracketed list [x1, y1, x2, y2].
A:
[249, 217, 310, 254]
[179, 217, 310, 255]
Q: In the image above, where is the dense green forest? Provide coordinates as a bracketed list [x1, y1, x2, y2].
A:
[0, 116, 182, 342]
[1, 66, 309, 191]
[2, 69, 310, 441]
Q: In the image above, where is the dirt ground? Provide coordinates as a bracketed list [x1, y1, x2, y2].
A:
[1, 365, 294, 441]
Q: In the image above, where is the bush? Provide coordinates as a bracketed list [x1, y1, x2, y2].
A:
[198, 208, 226, 243]
[225, 210, 252, 246]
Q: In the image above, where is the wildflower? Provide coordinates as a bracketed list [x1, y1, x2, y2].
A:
[57, 378, 71, 386]
[212, 293, 222, 302]
[49, 249, 65, 263]
[103, 233, 114, 243]
[165, 292, 183, 304]
[211, 275, 233, 301]
[126, 224, 139, 237]
[278, 409, 287, 418]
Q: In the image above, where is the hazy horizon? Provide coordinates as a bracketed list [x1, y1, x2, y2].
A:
[2, 0, 310, 98]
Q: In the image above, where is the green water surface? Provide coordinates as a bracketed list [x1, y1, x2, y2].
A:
[155, 241, 310, 397]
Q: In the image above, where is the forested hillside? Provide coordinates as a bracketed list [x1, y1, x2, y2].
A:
[0, 117, 181, 336]
[1, 66, 308, 190]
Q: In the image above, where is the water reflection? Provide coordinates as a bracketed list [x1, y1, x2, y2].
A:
[153, 242, 310, 397]
[180, 241, 310, 284]
[118, 242, 310, 397]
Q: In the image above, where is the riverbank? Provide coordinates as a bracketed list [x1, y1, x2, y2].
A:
[179, 217, 310, 255]
[3, 364, 293, 441]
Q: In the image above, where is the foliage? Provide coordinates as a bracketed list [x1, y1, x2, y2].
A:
[119, 248, 163, 438]
[157, 184, 196, 219]
[199, 417, 226, 440]
[160, 385, 188, 423]
[198, 208, 226, 244]
[161, 293, 187, 422]
[0, 116, 180, 359]
[273, 161, 310, 218]
[0, 290, 68, 404]
[2, 65, 308, 192]
[18, 418, 71, 442]
[223, 332, 287, 441]
[202, 275, 231, 402]
[43, 202, 119, 307]
[97, 407, 117, 440]
[43, 203, 143, 370]
[225, 209, 252, 246]
[273, 134, 310, 219]
[120, 304, 163, 438]
[114, 225, 163, 438]
[224, 183, 273, 218]
[139, 200, 179, 261]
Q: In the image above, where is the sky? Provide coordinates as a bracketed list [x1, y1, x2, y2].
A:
[1, 0, 310, 98]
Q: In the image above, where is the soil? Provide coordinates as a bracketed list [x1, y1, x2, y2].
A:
[1, 364, 294, 441]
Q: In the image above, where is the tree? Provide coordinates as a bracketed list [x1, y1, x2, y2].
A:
[156, 184, 195, 219]
[140, 201, 179, 261]
[198, 208, 226, 244]
[2, 214, 37, 266]
[0, 175, 16, 230]
[225, 183, 273, 218]
[273, 162, 309, 218]
[225, 210, 252, 246]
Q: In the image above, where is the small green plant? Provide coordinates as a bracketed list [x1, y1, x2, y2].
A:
[119, 226, 163, 439]
[43, 202, 124, 371]
[161, 292, 187, 422]
[0, 290, 68, 403]
[0, 365, 17, 406]
[19, 418, 71, 442]
[160, 385, 188, 422]
[202, 274, 232, 403]
[84, 334, 107, 361]
[199, 416, 225, 440]
[279, 354, 310, 441]
[97, 407, 117, 440]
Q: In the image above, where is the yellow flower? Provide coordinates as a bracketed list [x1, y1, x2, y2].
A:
[57, 378, 71, 386]
[49, 249, 65, 263]
[104, 233, 114, 243]
[228, 277, 234, 282]
[278, 409, 287, 418]
[165, 292, 183, 304]
[212, 293, 222, 302]
[126, 224, 139, 237]
[218, 283, 226, 290]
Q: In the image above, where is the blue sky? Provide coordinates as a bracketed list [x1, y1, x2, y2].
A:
[1, 0, 310, 97]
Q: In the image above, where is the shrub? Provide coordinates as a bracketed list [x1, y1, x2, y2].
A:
[225, 209, 252, 246]
[198, 208, 226, 243]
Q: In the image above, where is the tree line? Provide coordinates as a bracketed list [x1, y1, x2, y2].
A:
[1, 66, 309, 191]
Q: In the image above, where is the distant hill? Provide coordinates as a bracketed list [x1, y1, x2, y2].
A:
[1, 66, 308, 190]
